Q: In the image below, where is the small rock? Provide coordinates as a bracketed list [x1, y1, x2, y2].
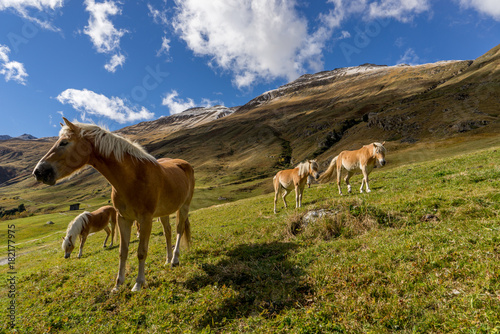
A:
[46, 221, 54, 225]
[421, 214, 439, 222]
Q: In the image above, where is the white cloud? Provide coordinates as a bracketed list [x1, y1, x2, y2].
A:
[397, 48, 420, 65]
[84, 0, 127, 72]
[171, 0, 435, 88]
[161, 90, 216, 115]
[0, 0, 63, 30]
[368, 0, 430, 22]
[172, 0, 316, 88]
[104, 53, 125, 72]
[57, 88, 154, 123]
[148, 3, 168, 25]
[456, 0, 500, 21]
[0, 44, 28, 85]
[156, 36, 171, 57]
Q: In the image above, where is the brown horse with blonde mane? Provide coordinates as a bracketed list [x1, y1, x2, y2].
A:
[273, 160, 319, 213]
[62, 205, 117, 259]
[319, 142, 386, 195]
[33, 118, 195, 292]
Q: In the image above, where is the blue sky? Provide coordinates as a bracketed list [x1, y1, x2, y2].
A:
[0, 0, 499, 138]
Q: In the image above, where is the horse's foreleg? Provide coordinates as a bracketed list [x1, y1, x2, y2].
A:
[112, 216, 133, 293]
[361, 167, 371, 193]
[160, 216, 172, 266]
[296, 184, 304, 208]
[78, 233, 87, 258]
[133, 217, 152, 292]
[103, 226, 111, 247]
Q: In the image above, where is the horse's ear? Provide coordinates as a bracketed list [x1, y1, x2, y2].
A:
[63, 117, 78, 133]
[62, 236, 65, 241]
[59, 122, 64, 127]
[382, 141, 386, 146]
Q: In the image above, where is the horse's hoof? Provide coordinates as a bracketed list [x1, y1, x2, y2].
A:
[111, 287, 120, 293]
[131, 283, 142, 292]
[171, 262, 180, 268]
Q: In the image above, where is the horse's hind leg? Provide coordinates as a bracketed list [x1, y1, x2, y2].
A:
[337, 166, 343, 195]
[282, 188, 290, 208]
[273, 178, 280, 214]
[160, 216, 173, 266]
[103, 226, 111, 247]
[345, 171, 354, 194]
[133, 216, 153, 292]
[172, 205, 190, 267]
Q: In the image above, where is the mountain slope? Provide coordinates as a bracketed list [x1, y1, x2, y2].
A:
[0, 44, 499, 212]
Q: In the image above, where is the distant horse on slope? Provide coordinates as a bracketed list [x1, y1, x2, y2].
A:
[62, 205, 117, 259]
[273, 160, 320, 213]
[34, 118, 195, 292]
[319, 142, 386, 195]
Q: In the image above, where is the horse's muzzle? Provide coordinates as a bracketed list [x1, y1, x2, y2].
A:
[33, 161, 57, 185]
[379, 159, 386, 167]
[64, 253, 71, 259]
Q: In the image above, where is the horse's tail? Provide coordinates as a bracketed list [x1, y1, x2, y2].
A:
[318, 155, 338, 183]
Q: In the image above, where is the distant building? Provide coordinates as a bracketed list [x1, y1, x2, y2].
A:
[69, 203, 80, 211]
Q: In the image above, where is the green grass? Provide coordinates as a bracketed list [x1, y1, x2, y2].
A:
[1, 145, 499, 333]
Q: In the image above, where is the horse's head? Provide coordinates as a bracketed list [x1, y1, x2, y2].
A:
[62, 235, 75, 259]
[373, 142, 386, 167]
[33, 118, 92, 185]
[309, 160, 320, 179]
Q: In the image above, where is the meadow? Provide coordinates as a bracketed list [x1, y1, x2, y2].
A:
[1, 143, 499, 333]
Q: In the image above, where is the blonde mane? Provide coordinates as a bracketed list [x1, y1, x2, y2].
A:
[297, 160, 317, 177]
[62, 211, 91, 249]
[373, 142, 386, 154]
[60, 122, 157, 163]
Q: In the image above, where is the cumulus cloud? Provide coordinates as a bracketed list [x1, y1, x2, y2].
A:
[0, 44, 28, 85]
[0, 0, 63, 30]
[161, 90, 216, 115]
[171, 0, 435, 88]
[57, 88, 154, 123]
[84, 0, 127, 72]
[456, 0, 500, 21]
[172, 0, 316, 88]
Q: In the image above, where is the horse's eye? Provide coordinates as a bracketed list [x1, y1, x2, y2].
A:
[59, 140, 69, 147]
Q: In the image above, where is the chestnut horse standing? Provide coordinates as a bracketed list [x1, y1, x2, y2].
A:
[319, 142, 386, 195]
[273, 160, 319, 213]
[62, 205, 117, 259]
[33, 118, 195, 292]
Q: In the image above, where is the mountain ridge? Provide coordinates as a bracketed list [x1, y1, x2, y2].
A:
[0, 44, 499, 211]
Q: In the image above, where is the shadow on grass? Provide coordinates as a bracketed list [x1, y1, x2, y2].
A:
[184, 241, 312, 329]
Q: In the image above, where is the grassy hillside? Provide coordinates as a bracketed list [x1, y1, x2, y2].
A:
[1, 144, 499, 333]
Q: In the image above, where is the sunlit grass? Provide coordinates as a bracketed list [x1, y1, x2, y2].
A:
[1, 145, 499, 333]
